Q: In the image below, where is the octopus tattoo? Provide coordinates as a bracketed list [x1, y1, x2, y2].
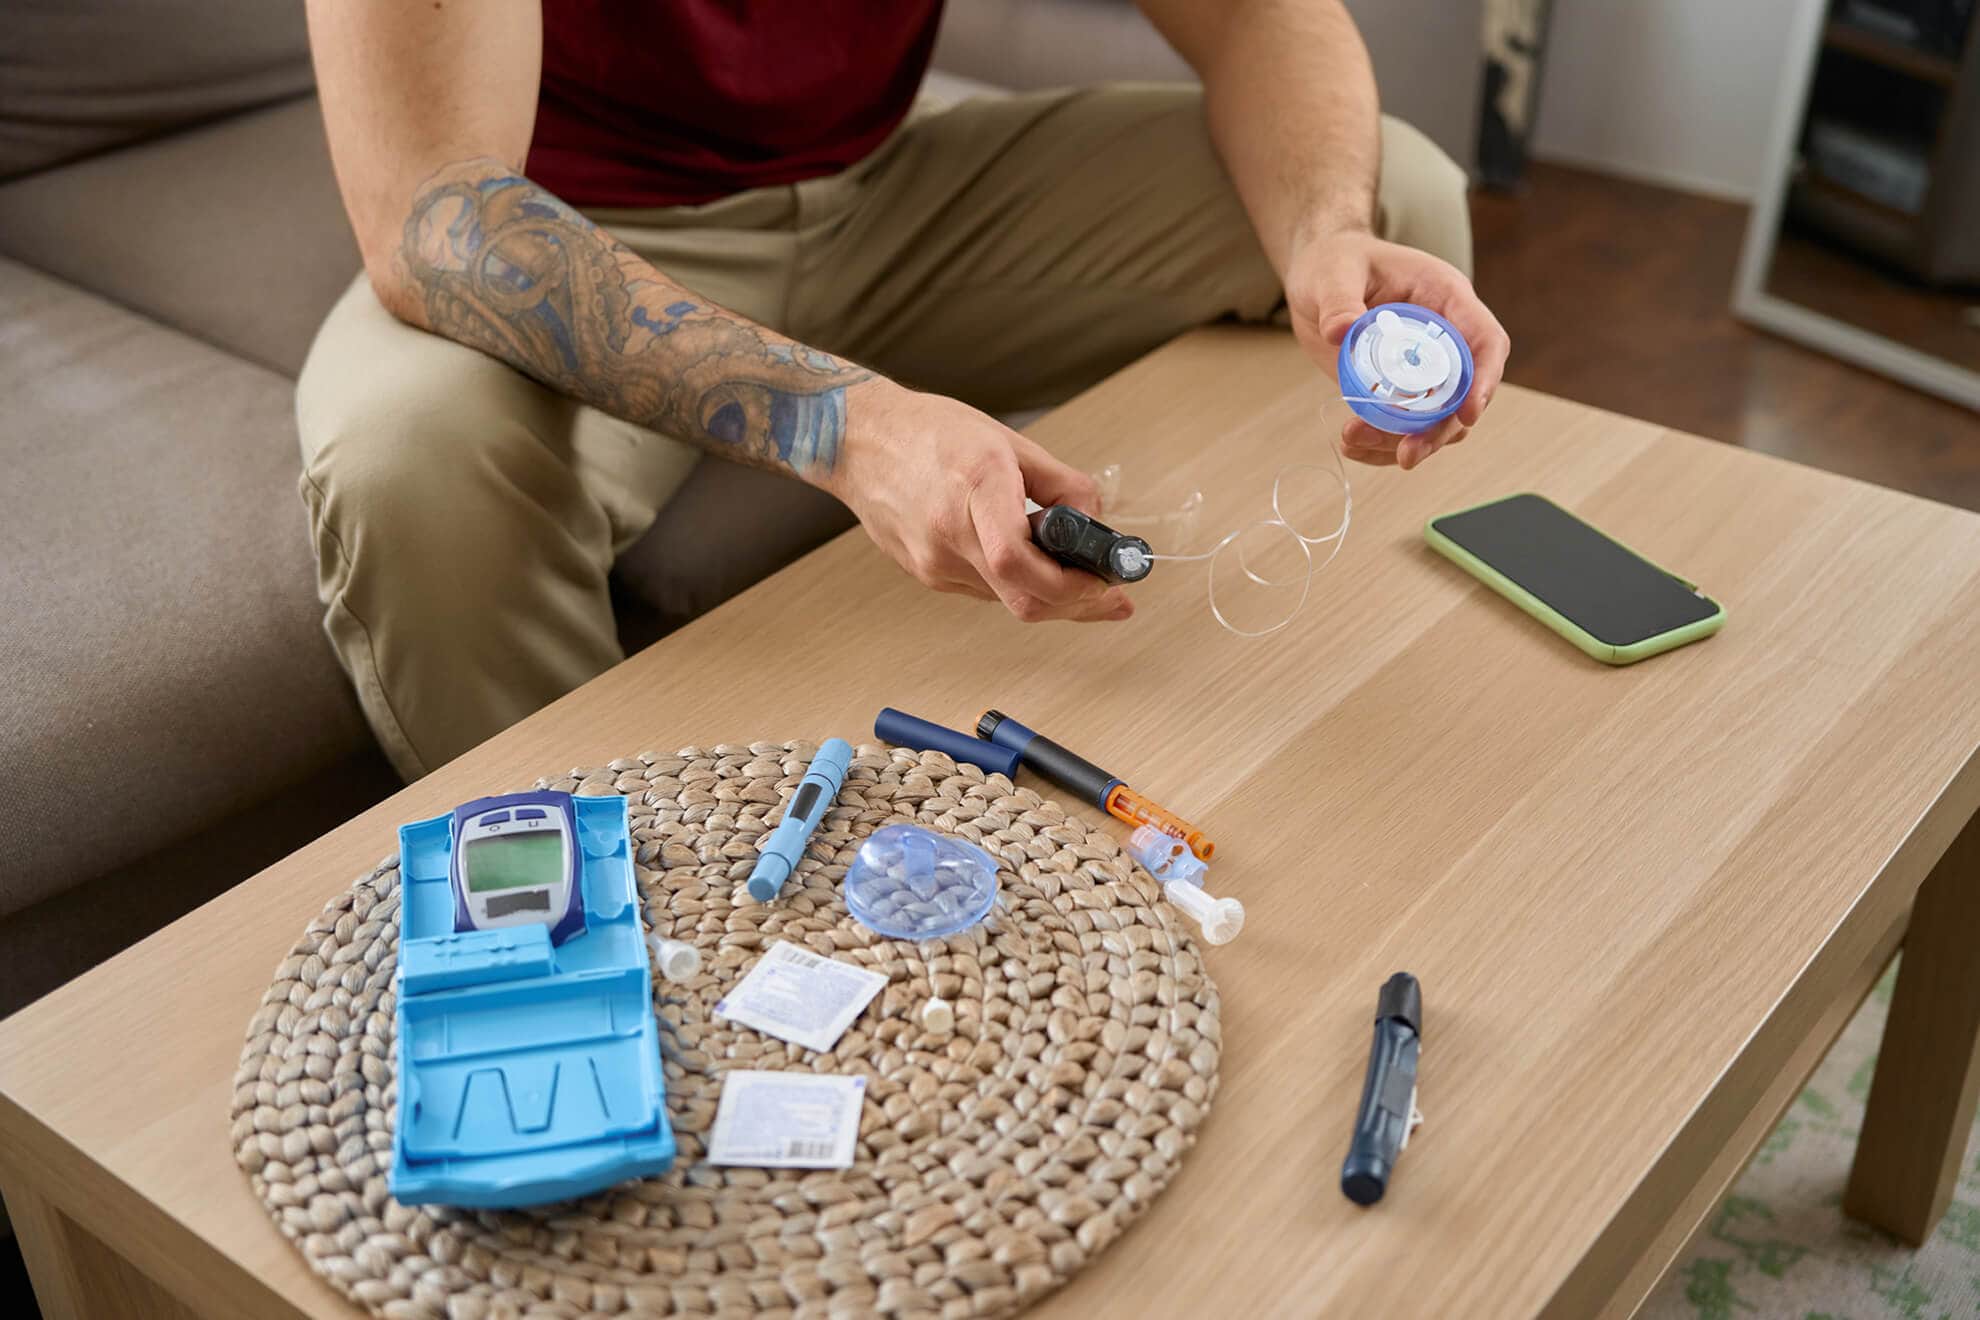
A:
[401, 162, 869, 477]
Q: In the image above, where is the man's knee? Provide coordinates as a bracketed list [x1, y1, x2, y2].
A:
[1086, 83, 1282, 323]
[1376, 115, 1473, 277]
[297, 282, 583, 568]
[298, 386, 503, 586]
[294, 321, 616, 777]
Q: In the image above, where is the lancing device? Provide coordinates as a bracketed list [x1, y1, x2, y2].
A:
[747, 738, 853, 902]
[1341, 972, 1424, 1206]
[977, 709, 1214, 860]
[1025, 502, 1153, 586]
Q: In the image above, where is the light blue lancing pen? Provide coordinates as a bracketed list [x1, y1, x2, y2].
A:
[747, 738, 853, 902]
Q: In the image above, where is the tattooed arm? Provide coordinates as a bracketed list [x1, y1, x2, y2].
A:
[307, 0, 1130, 621]
[400, 160, 867, 479]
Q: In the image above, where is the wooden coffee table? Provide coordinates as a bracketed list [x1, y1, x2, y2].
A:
[4, 328, 1978, 1319]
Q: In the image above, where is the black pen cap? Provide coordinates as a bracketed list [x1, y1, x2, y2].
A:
[1376, 972, 1422, 1038]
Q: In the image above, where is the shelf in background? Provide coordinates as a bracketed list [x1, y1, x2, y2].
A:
[1789, 172, 1924, 270]
[1805, 169, 1924, 225]
[1824, 19, 1962, 86]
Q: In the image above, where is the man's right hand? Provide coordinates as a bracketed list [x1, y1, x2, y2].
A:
[829, 382, 1134, 624]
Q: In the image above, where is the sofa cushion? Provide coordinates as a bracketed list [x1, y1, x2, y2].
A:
[932, 0, 1192, 89]
[0, 0, 313, 181]
[0, 95, 362, 378]
[0, 257, 371, 918]
[613, 459, 859, 637]
[931, 0, 1480, 174]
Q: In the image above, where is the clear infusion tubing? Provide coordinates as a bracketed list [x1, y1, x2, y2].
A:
[1094, 302, 1473, 638]
[1115, 440, 1352, 639]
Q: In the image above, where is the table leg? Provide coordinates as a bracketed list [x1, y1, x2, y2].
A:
[1844, 806, 1980, 1246]
[1, 1178, 201, 1320]
[4, 1181, 85, 1319]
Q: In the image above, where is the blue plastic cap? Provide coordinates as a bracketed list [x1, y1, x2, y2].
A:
[845, 824, 1000, 940]
[747, 856, 793, 903]
[1341, 1149, 1390, 1206]
[1337, 302, 1475, 436]
[811, 737, 856, 781]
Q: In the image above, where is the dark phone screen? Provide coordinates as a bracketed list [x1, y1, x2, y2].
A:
[1431, 494, 1718, 647]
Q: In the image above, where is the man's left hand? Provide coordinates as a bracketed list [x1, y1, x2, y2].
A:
[1285, 227, 1511, 471]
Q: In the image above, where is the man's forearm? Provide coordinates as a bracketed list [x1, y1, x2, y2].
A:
[389, 157, 872, 484]
[1152, 0, 1381, 273]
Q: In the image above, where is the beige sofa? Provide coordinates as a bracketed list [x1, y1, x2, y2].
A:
[0, 0, 1478, 1016]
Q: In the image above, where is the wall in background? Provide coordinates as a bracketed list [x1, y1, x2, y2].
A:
[1530, 0, 1808, 200]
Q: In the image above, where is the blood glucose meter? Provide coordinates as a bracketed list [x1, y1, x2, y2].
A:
[449, 789, 586, 946]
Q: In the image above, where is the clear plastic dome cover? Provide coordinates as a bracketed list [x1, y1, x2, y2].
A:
[844, 824, 1000, 940]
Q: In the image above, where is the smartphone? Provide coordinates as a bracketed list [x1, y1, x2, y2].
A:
[1424, 493, 1724, 664]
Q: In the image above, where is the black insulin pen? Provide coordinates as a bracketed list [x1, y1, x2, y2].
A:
[1341, 972, 1423, 1206]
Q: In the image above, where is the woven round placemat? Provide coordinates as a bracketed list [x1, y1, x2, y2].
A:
[233, 742, 1221, 1319]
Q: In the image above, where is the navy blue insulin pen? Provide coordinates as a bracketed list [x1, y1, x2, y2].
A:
[874, 708, 1022, 777]
[1341, 972, 1423, 1206]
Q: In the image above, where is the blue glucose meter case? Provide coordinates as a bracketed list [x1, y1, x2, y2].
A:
[389, 792, 675, 1207]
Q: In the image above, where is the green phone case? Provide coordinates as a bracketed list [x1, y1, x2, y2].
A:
[1423, 493, 1725, 665]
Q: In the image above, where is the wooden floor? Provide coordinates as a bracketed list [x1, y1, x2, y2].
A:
[1470, 163, 1980, 512]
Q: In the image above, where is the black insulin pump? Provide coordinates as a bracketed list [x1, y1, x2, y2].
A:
[1028, 505, 1153, 586]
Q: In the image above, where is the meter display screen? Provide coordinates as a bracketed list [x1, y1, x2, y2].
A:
[464, 833, 563, 893]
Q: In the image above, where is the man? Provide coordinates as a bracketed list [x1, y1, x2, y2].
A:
[302, 1, 1509, 780]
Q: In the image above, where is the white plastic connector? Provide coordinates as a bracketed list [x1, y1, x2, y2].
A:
[652, 938, 701, 983]
[1130, 824, 1208, 887]
[1163, 879, 1245, 945]
[1130, 823, 1185, 865]
[921, 997, 955, 1034]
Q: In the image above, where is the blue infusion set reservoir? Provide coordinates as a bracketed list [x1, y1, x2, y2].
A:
[1337, 302, 1475, 435]
[390, 790, 675, 1208]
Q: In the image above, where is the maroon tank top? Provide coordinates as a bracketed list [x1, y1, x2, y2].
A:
[527, 2, 944, 208]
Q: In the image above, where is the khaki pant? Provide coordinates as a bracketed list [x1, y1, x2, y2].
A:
[297, 85, 1471, 778]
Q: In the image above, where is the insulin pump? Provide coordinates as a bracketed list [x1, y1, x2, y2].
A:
[1028, 504, 1153, 585]
[448, 789, 587, 946]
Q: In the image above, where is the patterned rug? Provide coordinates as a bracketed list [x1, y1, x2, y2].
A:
[1642, 961, 1980, 1320]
